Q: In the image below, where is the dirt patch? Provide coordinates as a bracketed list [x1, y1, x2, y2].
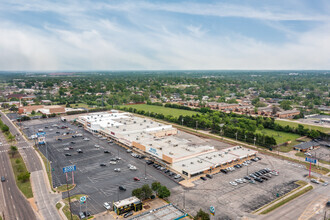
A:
[240, 180, 299, 212]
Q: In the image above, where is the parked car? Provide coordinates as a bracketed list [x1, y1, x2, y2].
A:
[100, 163, 106, 167]
[65, 153, 71, 156]
[103, 202, 111, 210]
[134, 177, 140, 181]
[1, 176, 6, 182]
[104, 150, 111, 154]
[229, 181, 237, 186]
[200, 176, 207, 181]
[109, 161, 117, 165]
[311, 179, 320, 184]
[126, 149, 132, 153]
[146, 160, 154, 165]
[77, 149, 83, 153]
[114, 168, 121, 172]
[174, 174, 181, 179]
[206, 174, 213, 179]
[94, 144, 100, 148]
[78, 212, 85, 219]
[83, 211, 91, 217]
[124, 211, 133, 218]
[83, 138, 90, 141]
[220, 169, 228, 174]
[119, 186, 127, 191]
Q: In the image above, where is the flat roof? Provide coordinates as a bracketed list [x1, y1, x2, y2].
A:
[172, 146, 257, 175]
[131, 204, 186, 220]
[113, 196, 141, 208]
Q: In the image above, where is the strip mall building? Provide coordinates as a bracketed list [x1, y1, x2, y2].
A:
[77, 111, 257, 178]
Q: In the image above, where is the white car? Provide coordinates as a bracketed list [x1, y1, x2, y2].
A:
[109, 161, 117, 165]
[103, 202, 111, 210]
[126, 149, 132, 153]
[114, 168, 121, 172]
[49, 129, 53, 131]
[129, 166, 137, 171]
[94, 144, 100, 148]
[230, 181, 237, 186]
[76, 133, 83, 137]
[83, 138, 90, 141]
[174, 174, 181, 179]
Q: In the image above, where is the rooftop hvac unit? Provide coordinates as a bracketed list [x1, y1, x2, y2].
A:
[116, 126, 119, 128]
[134, 121, 136, 123]
[151, 122, 153, 124]
[136, 138, 139, 140]
[107, 122, 110, 124]
[190, 162, 194, 164]
[149, 144, 152, 146]
[225, 152, 228, 154]
[182, 164, 186, 167]
[124, 122, 126, 124]
[162, 128, 164, 130]
[169, 152, 173, 155]
[159, 147, 162, 150]
[159, 124, 161, 126]
[111, 124, 114, 126]
[140, 123, 142, 125]
[123, 129, 126, 131]
[147, 126, 149, 128]
[144, 120, 146, 122]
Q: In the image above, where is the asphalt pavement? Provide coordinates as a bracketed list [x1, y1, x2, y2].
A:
[0, 111, 61, 220]
[21, 118, 179, 216]
[0, 133, 37, 220]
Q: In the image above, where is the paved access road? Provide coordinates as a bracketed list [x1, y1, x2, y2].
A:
[258, 177, 330, 220]
[0, 133, 37, 220]
[0, 111, 61, 220]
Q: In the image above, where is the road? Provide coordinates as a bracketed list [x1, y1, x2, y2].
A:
[0, 111, 62, 220]
[0, 133, 37, 220]
[258, 179, 330, 220]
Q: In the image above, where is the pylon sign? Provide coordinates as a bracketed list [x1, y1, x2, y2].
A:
[80, 196, 86, 204]
[210, 206, 215, 216]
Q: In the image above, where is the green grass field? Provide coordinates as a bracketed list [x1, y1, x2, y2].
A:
[119, 104, 197, 117]
[275, 120, 330, 133]
[256, 129, 301, 145]
[9, 152, 33, 198]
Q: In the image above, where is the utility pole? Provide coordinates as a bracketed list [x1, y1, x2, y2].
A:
[235, 132, 238, 141]
[254, 136, 256, 148]
[181, 118, 184, 126]
[195, 121, 198, 132]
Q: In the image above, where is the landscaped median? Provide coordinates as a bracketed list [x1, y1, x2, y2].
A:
[8, 147, 33, 198]
[253, 181, 313, 215]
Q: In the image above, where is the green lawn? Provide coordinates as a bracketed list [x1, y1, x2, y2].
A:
[256, 129, 301, 145]
[119, 104, 197, 117]
[275, 120, 330, 133]
[9, 152, 33, 198]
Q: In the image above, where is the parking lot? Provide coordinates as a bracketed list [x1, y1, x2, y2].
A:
[21, 118, 179, 215]
[169, 153, 312, 219]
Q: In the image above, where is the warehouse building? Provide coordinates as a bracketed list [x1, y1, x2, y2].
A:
[77, 112, 257, 178]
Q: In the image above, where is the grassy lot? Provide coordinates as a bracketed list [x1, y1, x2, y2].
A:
[119, 104, 197, 117]
[277, 140, 300, 152]
[275, 120, 330, 133]
[56, 184, 75, 192]
[256, 129, 301, 145]
[8, 151, 33, 198]
[260, 185, 313, 214]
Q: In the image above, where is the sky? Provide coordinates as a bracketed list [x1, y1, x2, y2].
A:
[0, 0, 330, 71]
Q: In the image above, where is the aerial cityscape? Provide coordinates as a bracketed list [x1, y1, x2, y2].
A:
[0, 1, 329, 220]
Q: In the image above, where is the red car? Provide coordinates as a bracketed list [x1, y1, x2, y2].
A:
[134, 177, 140, 181]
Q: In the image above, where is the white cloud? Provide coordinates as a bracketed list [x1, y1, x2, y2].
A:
[0, 0, 330, 70]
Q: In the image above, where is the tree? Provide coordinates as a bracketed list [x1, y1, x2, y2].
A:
[8, 134, 15, 142]
[18, 172, 30, 182]
[280, 100, 292, 110]
[10, 145, 18, 157]
[132, 188, 143, 200]
[31, 110, 36, 115]
[1, 124, 9, 132]
[157, 186, 171, 199]
[194, 209, 210, 220]
[141, 184, 153, 200]
[151, 181, 161, 192]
